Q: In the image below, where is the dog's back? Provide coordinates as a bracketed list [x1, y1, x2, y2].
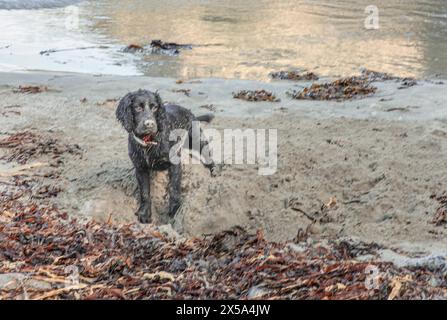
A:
[164, 103, 214, 126]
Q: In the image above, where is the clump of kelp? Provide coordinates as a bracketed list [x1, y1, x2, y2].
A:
[270, 70, 319, 81]
[289, 77, 377, 101]
[1, 175, 446, 300]
[0, 131, 82, 165]
[233, 90, 280, 102]
[12, 85, 49, 94]
[286, 69, 417, 101]
[123, 40, 192, 56]
[431, 191, 447, 226]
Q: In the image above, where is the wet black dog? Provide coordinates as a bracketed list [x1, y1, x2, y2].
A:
[116, 89, 217, 223]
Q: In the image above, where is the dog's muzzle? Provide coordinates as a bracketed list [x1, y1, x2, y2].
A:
[133, 119, 158, 148]
[133, 132, 158, 148]
[144, 119, 157, 131]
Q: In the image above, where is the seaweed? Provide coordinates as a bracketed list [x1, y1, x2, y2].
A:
[431, 192, 447, 226]
[287, 69, 417, 101]
[288, 77, 377, 101]
[1, 173, 446, 300]
[270, 70, 319, 81]
[233, 90, 280, 102]
[0, 131, 82, 165]
[123, 40, 192, 56]
[13, 86, 48, 94]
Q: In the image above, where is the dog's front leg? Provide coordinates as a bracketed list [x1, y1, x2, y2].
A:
[167, 164, 182, 217]
[135, 168, 152, 224]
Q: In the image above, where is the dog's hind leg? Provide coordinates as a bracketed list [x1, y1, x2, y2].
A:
[135, 168, 152, 223]
[167, 164, 182, 217]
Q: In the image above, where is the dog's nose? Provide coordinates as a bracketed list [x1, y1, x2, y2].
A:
[144, 120, 155, 128]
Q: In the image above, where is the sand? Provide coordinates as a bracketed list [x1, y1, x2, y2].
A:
[0, 70, 446, 257]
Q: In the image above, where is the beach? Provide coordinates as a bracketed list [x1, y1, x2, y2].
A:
[2, 0, 447, 301]
[1, 70, 446, 260]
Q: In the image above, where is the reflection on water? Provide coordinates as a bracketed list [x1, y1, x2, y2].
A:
[1, 0, 447, 79]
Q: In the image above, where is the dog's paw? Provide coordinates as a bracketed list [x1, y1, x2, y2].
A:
[136, 205, 152, 224]
[210, 165, 222, 177]
[138, 214, 152, 224]
[168, 201, 181, 218]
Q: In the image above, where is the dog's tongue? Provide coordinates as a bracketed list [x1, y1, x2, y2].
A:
[143, 135, 152, 144]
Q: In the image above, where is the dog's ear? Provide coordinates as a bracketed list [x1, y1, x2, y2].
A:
[154, 91, 163, 108]
[116, 92, 134, 132]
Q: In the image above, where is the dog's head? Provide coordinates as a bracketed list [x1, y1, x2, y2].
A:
[116, 89, 164, 144]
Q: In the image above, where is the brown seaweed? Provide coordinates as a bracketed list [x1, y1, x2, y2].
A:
[1, 173, 446, 300]
[431, 192, 447, 226]
[0, 131, 82, 165]
[270, 70, 319, 81]
[288, 76, 377, 101]
[233, 90, 280, 102]
[287, 69, 417, 101]
[13, 86, 48, 94]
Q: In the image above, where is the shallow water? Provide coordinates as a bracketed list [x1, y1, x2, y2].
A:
[1, 0, 447, 79]
[0, 0, 82, 10]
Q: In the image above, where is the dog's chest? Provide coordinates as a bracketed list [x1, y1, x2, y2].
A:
[143, 142, 172, 171]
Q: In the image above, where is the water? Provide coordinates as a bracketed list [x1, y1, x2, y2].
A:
[0, 0, 82, 10]
[1, 0, 447, 80]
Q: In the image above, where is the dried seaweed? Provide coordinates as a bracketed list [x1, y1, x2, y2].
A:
[150, 40, 192, 53]
[431, 192, 447, 226]
[398, 78, 418, 89]
[13, 86, 48, 94]
[122, 44, 144, 53]
[287, 69, 417, 101]
[123, 40, 192, 56]
[172, 89, 191, 97]
[359, 69, 398, 82]
[233, 90, 280, 102]
[0, 132, 82, 165]
[359, 69, 417, 88]
[270, 70, 319, 81]
[199, 104, 217, 112]
[288, 77, 377, 101]
[1, 172, 446, 300]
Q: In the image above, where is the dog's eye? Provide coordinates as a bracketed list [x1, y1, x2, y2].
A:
[135, 106, 143, 112]
[149, 104, 158, 110]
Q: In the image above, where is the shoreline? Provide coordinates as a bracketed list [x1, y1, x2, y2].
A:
[1, 70, 447, 258]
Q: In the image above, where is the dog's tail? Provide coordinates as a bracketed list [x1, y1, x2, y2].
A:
[196, 113, 215, 123]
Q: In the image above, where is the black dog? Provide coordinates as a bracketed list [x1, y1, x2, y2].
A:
[116, 89, 217, 223]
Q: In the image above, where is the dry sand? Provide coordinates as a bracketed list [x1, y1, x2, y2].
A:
[0, 71, 446, 257]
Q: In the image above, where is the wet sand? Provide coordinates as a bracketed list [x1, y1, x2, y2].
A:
[0, 71, 446, 258]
